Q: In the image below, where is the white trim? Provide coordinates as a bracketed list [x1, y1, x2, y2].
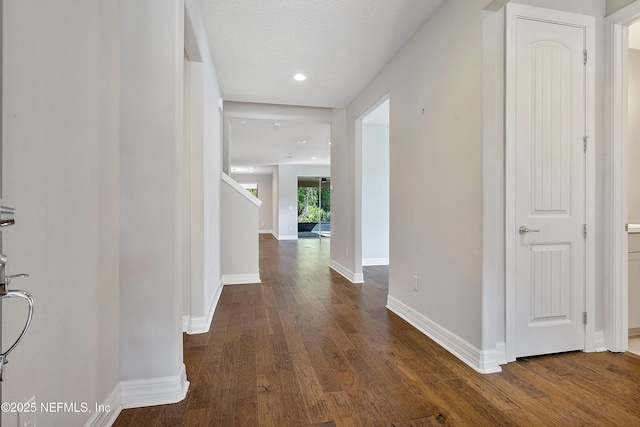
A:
[594, 330, 607, 352]
[182, 315, 189, 332]
[481, 4, 505, 359]
[355, 93, 390, 289]
[222, 273, 261, 285]
[329, 259, 365, 283]
[604, 1, 640, 353]
[83, 385, 122, 427]
[362, 257, 389, 266]
[187, 279, 223, 334]
[221, 172, 262, 207]
[387, 296, 503, 374]
[504, 3, 596, 361]
[605, 20, 628, 353]
[120, 364, 189, 409]
[276, 234, 298, 241]
[259, 229, 274, 234]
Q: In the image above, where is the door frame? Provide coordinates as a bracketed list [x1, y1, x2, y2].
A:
[504, 4, 596, 362]
[604, 1, 640, 353]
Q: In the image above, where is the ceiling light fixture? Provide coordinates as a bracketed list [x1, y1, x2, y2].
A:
[293, 73, 307, 81]
[296, 140, 306, 144]
[311, 157, 317, 160]
[273, 122, 281, 128]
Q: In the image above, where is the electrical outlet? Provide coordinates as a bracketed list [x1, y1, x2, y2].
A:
[412, 275, 418, 292]
[18, 397, 36, 427]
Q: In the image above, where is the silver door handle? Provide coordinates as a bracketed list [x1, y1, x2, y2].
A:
[519, 225, 540, 235]
[0, 289, 33, 381]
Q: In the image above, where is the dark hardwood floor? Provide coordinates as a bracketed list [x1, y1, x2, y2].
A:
[114, 235, 640, 426]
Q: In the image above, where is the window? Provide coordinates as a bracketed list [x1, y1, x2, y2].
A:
[240, 182, 258, 198]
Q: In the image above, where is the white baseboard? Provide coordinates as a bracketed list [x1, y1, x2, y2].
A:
[362, 257, 389, 266]
[182, 315, 189, 333]
[386, 295, 502, 374]
[222, 273, 261, 285]
[187, 279, 224, 334]
[276, 234, 298, 241]
[329, 259, 364, 283]
[594, 330, 606, 352]
[259, 230, 273, 234]
[84, 384, 122, 427]
[120, 364, 189, 409]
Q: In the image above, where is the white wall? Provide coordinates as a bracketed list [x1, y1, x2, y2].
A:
[3, 0, 120, 425]
[607, 0, 637, 15]
[234, 173, 274, 233]
[120, 0, 185, 392]
[275, 164, 331, 240]
[221, 176, 261, 281]
[272, 168, 280, 238]
[362, 119, 390, 265]
[184, 0, 224, 334]
[332, 0, 606, 356]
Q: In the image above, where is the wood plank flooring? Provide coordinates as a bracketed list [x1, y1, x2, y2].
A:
[114, 235, 640, 426]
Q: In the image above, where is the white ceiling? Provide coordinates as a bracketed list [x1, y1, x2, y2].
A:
[229, 118, 331, 174]
[631, 22, 640, 50]
[200, 1, 442, 174]
[198, 0, 445, 108]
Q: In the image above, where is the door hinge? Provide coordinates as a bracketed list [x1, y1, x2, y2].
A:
[583, 311, 587, 325]
[583, 224, 587, 239]
[584, 50, 588, 65]
[583, 136, 589, 153]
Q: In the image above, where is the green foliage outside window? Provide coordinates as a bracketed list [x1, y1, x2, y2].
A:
[298, 187, 330, 223]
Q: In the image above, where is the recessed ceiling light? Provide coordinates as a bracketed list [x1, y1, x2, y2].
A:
[296, 140, 306, 144]
[286, 156, 293, 159]
[328, 141, 332, 145]
[273, 122, 281, 128]
[240, 121, 246, 125]
[293, 73, 307, 81]
[311, 157, 317, 160]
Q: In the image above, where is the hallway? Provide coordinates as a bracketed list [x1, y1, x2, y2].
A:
[115, 235, 640, 426]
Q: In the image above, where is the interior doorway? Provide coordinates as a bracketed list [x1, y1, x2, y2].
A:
[625, 20, 640, 355]
[360, 97, 390, 267]
[605, 1, 640, 353]
[504, 4, 596, 360]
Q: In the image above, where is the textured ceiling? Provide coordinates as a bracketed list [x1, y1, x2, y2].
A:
[198, 0, 444, 108]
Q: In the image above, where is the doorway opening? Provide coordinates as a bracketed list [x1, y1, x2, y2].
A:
[605, 1, 640, 354]
[297, 177, 331, 239]
[360, 97, 390, 267]
[623, 20, 640, 355]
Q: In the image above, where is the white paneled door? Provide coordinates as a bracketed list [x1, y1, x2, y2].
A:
[508, 6, 593, 358]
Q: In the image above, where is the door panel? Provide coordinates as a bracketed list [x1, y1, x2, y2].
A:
[513, 15, 586, 358]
